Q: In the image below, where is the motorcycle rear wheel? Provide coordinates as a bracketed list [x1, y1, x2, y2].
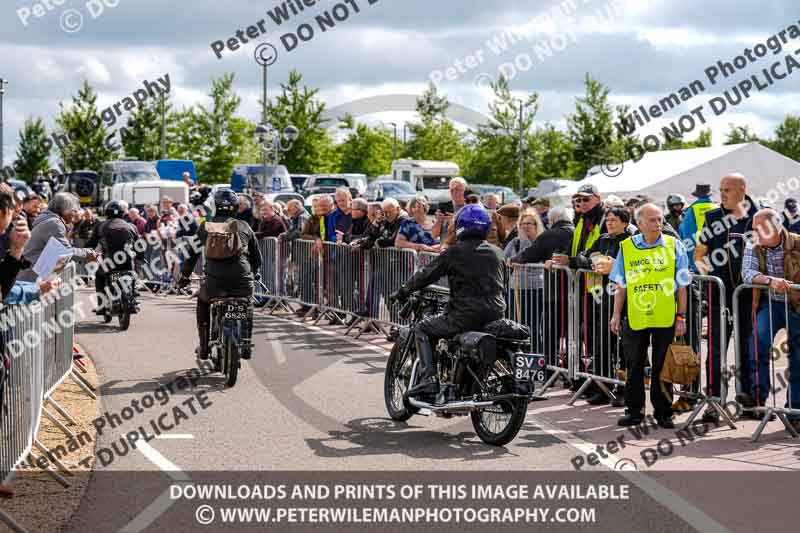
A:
[384, 343, 419, 421]
[470, 367, 527, 446]
[223, 337, 240, 388]
[119, 312, 130, 331]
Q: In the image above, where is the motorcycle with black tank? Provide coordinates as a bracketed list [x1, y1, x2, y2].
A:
[102, 270, 139, 331]
[383, 289, 542, 446]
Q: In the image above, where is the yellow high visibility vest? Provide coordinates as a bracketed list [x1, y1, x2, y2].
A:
[692, 201, 717, 241]
[621, 235, 677, 331]
[572, 217, 603, 292]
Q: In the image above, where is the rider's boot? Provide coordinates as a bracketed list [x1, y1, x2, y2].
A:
[408, 332, 439, 400]
[195, 322, 210, 360]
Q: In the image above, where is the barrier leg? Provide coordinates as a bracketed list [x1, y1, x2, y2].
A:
[567, 378, 592, 406]
[777, 412, 800, 438]
[46, 398, 78, 426]
[42, 407, 76, 440]
[69, 370, 97, 400]
[535, 368, 567, 397]
[595, 380, 615, 401]
[33, 439, 74, 478]
[751, 408, 773, 442]
[0, 510, 29, 533]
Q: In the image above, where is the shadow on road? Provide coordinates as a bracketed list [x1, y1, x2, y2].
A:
[75, 321, 124, 335]
[306, 417, 523, 461]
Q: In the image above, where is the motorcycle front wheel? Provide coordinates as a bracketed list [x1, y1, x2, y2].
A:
[470, 365, 527, 446]
[383, 342, 419, 421]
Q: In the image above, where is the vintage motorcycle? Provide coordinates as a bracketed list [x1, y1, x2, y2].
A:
[102, 270, 139, 331]
[383, 289, 543, 446]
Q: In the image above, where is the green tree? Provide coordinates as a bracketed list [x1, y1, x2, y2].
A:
[566, 73, 616, 179]
[336, 114, 394, 176]
[684, 129, 713, 149]
[404, 83, 465, 167]
[266, 70, 338, 173]
[192, 73, 249, 182]
[121, 95, 168, 160]
[166, 107, 203, 161]
[464, 75, 538, 188]
[14, 117, 51, 182]
[529, 124, 577, 180]
[723, 124, 759, 145]
[766, 115, 800, 161]
[54, 80, 118, 172]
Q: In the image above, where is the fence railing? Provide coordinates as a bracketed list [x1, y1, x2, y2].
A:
[1, 262, 80, 491]
[732, 283, 800, 441]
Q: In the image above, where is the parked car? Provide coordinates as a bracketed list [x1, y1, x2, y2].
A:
[363, 180, 418, 208]
[61, 170, 103, 207]
[469, 184, 522, 205]
[290, 174, 311, 194]
[303, 175, 362, 199]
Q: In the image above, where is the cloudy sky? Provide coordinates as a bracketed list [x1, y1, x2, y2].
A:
[1, 0, 799, 166]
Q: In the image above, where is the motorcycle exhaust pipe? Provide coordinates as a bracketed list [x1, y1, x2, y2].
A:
[407, 398, 497, 412]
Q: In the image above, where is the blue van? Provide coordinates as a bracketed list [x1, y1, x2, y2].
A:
[155, 160, 198, 183]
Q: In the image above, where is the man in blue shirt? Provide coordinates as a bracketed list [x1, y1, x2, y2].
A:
[610, 203, 692, 428]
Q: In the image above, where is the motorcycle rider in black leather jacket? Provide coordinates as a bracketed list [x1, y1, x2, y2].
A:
[393, 204, 506, 400]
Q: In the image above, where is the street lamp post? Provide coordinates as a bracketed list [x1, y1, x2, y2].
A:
[516, 98, 529, 194]
[388, 122, 398, 160]
[254, 43, 278, 191]
[0, 78, 7, 171]
[255, 123, 299, 191]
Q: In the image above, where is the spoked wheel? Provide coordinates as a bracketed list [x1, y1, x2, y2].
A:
[384, 342, 419, 421]
[470, 363, 527, 446]
[118, 312, 130, 331]
[222, 337, 240, 388]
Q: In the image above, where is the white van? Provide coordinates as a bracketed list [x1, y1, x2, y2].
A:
[390, 159, 460, 210]
[103, 160, 189, 209]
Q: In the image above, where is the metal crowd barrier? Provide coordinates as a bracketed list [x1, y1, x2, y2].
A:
[679, 275, 736, 430]
[0, 305, 45, 486]
[417, 251, 448, 290]
[364, 247, 417, 329]
[1, 264, 78, 494]
[256, 237, 279, 300]
[566, 268, 621, 404]
[505, 264, 574, 396]
[733, 283, 800, 441]
[317, 242, 367, 327]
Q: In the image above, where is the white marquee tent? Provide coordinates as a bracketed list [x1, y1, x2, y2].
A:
[555, 143, 800, 207]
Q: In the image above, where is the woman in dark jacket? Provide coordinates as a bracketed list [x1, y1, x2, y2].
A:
[569, 207, 633, 406]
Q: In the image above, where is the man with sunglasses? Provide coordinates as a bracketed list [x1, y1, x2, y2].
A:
[556, 184, 608, 395]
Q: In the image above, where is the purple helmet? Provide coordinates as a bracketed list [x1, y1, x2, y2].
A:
[455, 204, 491, 238]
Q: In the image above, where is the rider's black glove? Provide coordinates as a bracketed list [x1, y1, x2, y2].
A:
[390, 286, 410, 305]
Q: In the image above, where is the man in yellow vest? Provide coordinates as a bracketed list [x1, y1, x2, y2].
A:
[552, 183, 607, 396]
[610, 203, 692, 428]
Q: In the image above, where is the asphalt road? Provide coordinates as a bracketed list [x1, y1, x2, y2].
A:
[65, 288, 780, 533]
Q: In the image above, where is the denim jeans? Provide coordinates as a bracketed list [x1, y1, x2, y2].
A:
[749, 301, 800, 419]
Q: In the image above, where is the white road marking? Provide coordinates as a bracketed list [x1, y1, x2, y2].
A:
[137, 441, 189, 481]
[121, 442, 192, 532]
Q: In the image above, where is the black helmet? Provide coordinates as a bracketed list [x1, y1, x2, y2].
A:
[214, 188, 238, 217]
[105, 200, 125, 219]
